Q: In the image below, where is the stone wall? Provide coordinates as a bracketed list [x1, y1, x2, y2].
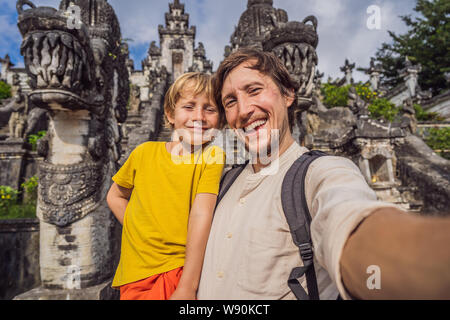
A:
[394, 134, 450, 215]
[0, 141, 26, 190]
[0, 219, 40, 300]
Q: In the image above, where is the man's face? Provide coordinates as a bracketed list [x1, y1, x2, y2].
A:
[221, 61, 294, 157]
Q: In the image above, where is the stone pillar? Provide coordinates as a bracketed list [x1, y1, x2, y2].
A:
[14, 0, 128, 300]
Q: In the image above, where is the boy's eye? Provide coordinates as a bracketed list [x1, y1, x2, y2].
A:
[183, 105, 194, 110]
[205, 106, 218, 112]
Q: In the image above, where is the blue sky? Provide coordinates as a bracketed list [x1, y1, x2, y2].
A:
[0, 0, 417, 82]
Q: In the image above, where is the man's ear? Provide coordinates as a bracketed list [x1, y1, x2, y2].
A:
[285, 88, 296, 108]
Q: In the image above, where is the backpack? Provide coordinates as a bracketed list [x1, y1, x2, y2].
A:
[216, 150, 327, 300]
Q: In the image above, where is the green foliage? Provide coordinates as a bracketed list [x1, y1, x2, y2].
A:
[321, 83, 351, 108]
[413, 104, 445, 122]
[0, 186, 19, 214]
[367, 98, 400, 122]
[0, 80, 12, 101]
[0, 176, 38, 219]
[21, 176, 38, 206]
[424, 127, 450, 159]
[27, 130, 47, 151]
[1, 204, 36, 219]
[374, 0, 450, 95]
[321, 82, 381, 109]
[354, 83, 378, 102]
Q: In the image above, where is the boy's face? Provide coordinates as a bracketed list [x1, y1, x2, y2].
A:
[166, 86, 220, 146]
[221, 61, 294, 156]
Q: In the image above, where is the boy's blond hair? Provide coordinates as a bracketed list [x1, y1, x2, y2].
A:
[163, 72, 225, 129]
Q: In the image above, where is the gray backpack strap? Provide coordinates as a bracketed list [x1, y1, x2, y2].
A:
[216, 161, 249, 208]
[281, 150, 327, 300]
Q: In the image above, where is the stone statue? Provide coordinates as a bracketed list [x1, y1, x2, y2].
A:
[347, 86, 369, 118]
[16, 0, 129, 299]
[0, 54, 15, 81]
[128, 84, 141, 113]
[400, 97, 417, 134]
[340, 59, 355, 85]
[6, 87, 28, 140]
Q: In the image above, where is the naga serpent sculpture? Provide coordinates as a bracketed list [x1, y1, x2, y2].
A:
[17, 0, 129, 292]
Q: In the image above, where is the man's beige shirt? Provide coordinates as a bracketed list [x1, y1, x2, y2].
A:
[197, 142, 397, 300]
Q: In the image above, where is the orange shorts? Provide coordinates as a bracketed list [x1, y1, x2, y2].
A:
[120, 267, 183, 300]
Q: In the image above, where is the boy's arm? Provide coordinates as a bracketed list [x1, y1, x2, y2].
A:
[106, 182, 133, 225]
[170, 192, 217, 300]
[340, 207, 450, 299]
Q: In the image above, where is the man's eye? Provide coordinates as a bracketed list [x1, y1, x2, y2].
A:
[183, 105, 194, 109]
[249, 87, 261, 95]
[224, 99, 236, 108]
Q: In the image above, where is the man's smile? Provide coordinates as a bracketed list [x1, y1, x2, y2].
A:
[243, 118, 268, 134]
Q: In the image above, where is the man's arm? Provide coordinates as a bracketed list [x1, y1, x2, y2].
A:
[106, 182, 133, 225]
[170, 193, 217, 300]
[340, 207, 450, 299]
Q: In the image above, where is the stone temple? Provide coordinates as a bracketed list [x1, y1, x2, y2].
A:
[0, 0, 448, 300]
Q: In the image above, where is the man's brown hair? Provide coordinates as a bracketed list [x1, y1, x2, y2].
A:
[213, 48, 298, 113]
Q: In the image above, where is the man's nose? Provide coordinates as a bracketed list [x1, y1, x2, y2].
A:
[236, 95, 255, 121]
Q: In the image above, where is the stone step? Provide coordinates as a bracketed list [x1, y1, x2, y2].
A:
[156, 125, 172, 142]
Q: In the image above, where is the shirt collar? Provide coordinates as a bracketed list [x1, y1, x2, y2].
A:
[240, 141, 306, 197]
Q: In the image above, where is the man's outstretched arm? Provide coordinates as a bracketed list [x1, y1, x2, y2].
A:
[340, 207, 450, 299]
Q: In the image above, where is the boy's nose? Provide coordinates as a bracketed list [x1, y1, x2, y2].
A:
[192, 107, 206, 122]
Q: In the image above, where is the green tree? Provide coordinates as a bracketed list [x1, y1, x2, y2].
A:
[374, 0, 450, 95]
[0, 80, 11, 101]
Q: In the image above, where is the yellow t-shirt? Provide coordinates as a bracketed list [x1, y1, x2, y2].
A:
[111, 141, 225, 287]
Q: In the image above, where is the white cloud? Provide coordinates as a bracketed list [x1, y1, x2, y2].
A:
[1, 0, 416, 83]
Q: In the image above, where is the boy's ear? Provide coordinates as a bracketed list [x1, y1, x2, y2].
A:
[165, 110, 174, 125]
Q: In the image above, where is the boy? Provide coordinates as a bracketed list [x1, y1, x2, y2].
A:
[107, 72, 225, 300]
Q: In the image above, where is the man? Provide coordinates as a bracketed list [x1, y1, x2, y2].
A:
[197, 48, 450, 300]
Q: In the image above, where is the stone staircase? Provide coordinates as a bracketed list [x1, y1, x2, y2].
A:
[156, 123, 172, 142]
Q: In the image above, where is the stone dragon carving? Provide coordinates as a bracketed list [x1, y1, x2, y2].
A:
[229, 0, 319, 114]
[17, 0, 129, 291]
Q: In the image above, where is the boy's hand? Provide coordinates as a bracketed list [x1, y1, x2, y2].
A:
[169, 287, 197, 300]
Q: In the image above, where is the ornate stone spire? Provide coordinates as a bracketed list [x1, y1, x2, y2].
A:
[247, 0, 273, 7]
[228, 0, 287, 50]
[159, 0, 195, 37]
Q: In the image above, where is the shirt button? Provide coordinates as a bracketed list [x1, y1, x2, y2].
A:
[239, 198, 246, 205]
[217, 271, 224, 279]
[226, 232, 232, 239]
